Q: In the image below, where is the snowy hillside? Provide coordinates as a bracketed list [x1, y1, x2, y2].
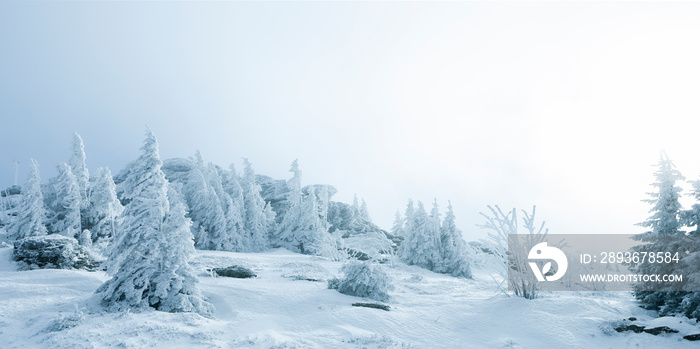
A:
[0, 246, 697, 348]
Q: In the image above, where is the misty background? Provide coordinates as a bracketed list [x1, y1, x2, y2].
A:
[2, 1, 700, 240]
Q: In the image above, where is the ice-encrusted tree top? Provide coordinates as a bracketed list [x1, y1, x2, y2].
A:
[69, 132, 90, 207]
[287, 159, 302, 207]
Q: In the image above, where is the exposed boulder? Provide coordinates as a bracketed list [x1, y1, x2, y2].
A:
[13, 235, 100, 270]
[352, 302, 390, 311]
[614, 324, 645, 333]
[212, 265, 257, 278]
[684, 334, 700, 341]
[643, 326, 678, 335]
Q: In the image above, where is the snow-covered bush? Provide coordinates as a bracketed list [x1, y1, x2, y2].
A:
[329, 261, 393, 302]
[479, 205, 548, 299]
[44, 309, 85, 333]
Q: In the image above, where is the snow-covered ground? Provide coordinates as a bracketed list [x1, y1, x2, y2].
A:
[0, 247, 697, 348]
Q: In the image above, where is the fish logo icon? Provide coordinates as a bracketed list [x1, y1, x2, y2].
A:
[528, 242, 568, 282]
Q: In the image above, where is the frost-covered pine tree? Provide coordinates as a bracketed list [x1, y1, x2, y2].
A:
[437, 201, 472, 278]
[8, 159, 47, 240]
[96, 130, 212, 316]
[241, 158, 274, 251]
[69, 132, 90, 209]
[48, 163, 82, 239]
[632, 151, 686, 312]
[86, 167, 123, 246]
[399, 201, 440, 270]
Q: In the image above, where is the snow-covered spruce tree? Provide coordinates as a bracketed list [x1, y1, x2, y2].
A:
[85, 167, 123, 246]
[632, 151, 688, 314]
[241, 158, 274, 251]
[437, 201, 472, 278]
[274, 160, 303, 243]
[8, 159, 47, 239]
[390, 210, 404, 238]
[48, 163, 82, 239]
[69, 132, 90, 210]
[183, 168, 229, 251]
[677, 176, 700, 319]
[329, 260, 393, 302]
[398, 201, 440, 270]
[221, 164, 246, 250]
[360, 199, 370, 221]
[277, 185, 337, 256]
[153, 186, 213, 314]
[96, 130, 212, 316]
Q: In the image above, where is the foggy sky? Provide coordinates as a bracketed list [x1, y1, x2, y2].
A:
[3, 1, 700, 240]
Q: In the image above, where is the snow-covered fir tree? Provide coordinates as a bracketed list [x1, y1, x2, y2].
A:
[241, 158, 274, 251]
[390, 210, 404, 237]
[184, 167, 229, 251]
[437, 201, 472, 278]
[221, 164, 246, 250]
[85, 167, 123, 246]
[48, 163, 82, 239]
[636, 151, 685, 235]
[360, 199, 370, 221]
[96, 130, 212, 316]
[631, 151, 687, 313]
[69, 132, 90, 209]
[153, 186, 213, 314]
[403, 199, 415, 235]
[287, 159, 302, 208]
[207, 164, 236, 244]
[277, 184, 336, 255]
[8, 159, 47, 240]
[399, 201, 440, 270]
[679, 176, 700, 319]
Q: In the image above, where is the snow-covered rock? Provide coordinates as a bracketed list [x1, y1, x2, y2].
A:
[13, 235, 100, 270]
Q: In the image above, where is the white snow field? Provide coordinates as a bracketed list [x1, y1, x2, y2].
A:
[0, 247, 697, 349]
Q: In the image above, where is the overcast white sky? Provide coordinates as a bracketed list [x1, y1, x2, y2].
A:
[2, 2, 700, 240]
